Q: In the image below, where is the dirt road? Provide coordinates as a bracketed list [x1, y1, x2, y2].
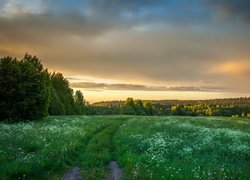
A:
[109, 161, 122, 180]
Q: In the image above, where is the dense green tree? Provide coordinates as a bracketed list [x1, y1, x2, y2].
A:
[90, 98, 250, 117]
[50, 73, 76, 115]
[0, 57, 20, 120]
[74, 90, 85, 114]
[48, 88, 65, 115]
[134, 99, 146, 115]
[0, 54, 51, 121]
[171, 104, 183, 115]
[144, 102, 154, 116]
[120, 98, 136, 115]
[0, 54, 88, 120]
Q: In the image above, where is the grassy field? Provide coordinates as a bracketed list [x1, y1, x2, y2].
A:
[0, 116, 249, 179]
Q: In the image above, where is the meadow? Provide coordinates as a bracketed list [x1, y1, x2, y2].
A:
[0, 116, 249, 179]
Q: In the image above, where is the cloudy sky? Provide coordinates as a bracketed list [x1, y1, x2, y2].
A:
[0, 0, 250, 102]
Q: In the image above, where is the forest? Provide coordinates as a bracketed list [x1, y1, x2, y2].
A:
[0, 54, 85, 122]
[90, 97, 250, 117]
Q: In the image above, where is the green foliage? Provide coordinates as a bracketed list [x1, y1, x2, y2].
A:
[1, 116, 249, 179]
[88, 106, 120, 115]
[120, 98, 153, 116]
[91, 98, 250, 117]
[0, 54, 51, 121]
[49, 74, 86, 116]
[0, 57, 20, 120]
[120, 98, 136, 115]
[134, 100, 146, 115]
[144, 102, 153, 115]
[171, 104, 181, 115]
[80, 119, 124, 179]
[48, 88, 66, 115]
[74, 90, 85, 114]
[50, 73, 76, 115]
[0, 54, 87, 121]
[0, 116, 112, 178]
[114, 116, 250, 179]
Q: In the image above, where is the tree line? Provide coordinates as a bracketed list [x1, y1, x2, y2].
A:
[92, 97, 250, 117]
[0, 54, 86, 122]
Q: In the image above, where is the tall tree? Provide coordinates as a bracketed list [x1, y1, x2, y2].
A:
[50, 73, 75, 115]
[0, 57, 20, 120]
[144, 102, 154, 116]
[48, 88, 65, 115]
[121, 98, 136, 115]
[0, 54, 51, 121]
[134, 99, 146, 115]
[74, 90, 85, 114]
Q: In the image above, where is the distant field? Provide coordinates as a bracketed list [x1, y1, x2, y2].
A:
[0, 116, 249, 179]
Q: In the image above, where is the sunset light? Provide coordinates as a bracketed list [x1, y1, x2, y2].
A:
[1, 1, 249, 179]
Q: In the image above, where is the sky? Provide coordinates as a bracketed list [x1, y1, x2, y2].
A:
[0, 0, 250, 102]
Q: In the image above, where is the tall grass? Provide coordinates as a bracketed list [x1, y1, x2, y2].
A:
[1, 116, 249, 179]
[0, 116, 116, 179]
[114, 116, 250, 179]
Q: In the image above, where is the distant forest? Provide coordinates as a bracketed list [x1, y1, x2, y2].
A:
[90, 98, 250, 117]
[1, 54, 249, 122]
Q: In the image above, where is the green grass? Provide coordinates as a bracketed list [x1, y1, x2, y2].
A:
[114, 116, 250, 179]
[0, 116, 249, 179]
[0, 116, 120, 179]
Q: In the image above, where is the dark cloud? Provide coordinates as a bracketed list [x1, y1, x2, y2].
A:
[70, 82, 223, 92]
[84, 0, 211, 26]
[0, 14, 111, 43]
[0, 0, 250, 96]
[207, 0, 250, 23]
[0, 0, 249, 47]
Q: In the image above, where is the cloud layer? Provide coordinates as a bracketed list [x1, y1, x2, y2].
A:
[0, 0, 250, 99]
[207, 0, 250, 22]
[70, 81, 222, 92]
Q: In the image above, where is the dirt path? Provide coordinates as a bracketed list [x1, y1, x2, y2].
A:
[109, 161, 122, 180]
[62, 120, 124, 180]
[62, 162, 123, 180]
[62, 126, 108, 180]
[62, 167, 82, 180]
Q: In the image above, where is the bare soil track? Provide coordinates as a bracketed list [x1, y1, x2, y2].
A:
[109, 161, 122, 180]
[62, 167, 82, 180]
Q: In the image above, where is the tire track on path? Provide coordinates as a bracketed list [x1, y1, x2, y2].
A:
[62, 118, 125, 180]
